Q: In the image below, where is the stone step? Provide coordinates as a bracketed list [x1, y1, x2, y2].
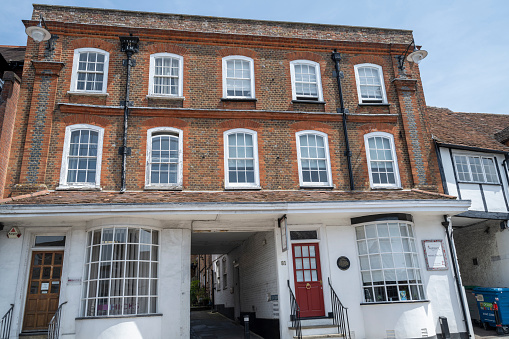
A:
[19, 333, 47, 339]
[288, 317, 334, 327]
[294, 334, 345, 339]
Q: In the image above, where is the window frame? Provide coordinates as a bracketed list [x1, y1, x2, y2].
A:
[290, 60, 323, 101]
[354, 63, 388, 104]
[295, 130, 333, 188]
[145, 127, 184, 190]
[355, 221, 426, 303]
[81, 226, 160, 317]
[223, 128, 261, 189]
[453, 152, 500, 184]
[222, 55, 256, 99]
[364, 132, 401, 189]
[58, 124, 104, 190]
[70, 48, 109, 94]
[148, 53, 184, 98]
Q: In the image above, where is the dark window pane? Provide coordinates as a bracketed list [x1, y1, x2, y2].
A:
[290, 231, 318, 240]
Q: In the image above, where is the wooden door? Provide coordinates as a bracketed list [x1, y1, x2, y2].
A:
[23, 251, 63, 331]
[292, 243, 325, 318]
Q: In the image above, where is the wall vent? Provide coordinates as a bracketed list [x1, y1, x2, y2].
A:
[386, 330, 396, 339]
[421, 328, 428, 337]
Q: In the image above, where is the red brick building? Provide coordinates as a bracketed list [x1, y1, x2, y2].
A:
[0, 5, 472, 339]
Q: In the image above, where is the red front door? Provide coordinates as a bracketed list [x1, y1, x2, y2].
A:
[292, 243, 325, 317]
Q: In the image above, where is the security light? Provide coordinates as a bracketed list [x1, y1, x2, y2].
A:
[396, 38, 428, 72]
[26, 14, 51, 43]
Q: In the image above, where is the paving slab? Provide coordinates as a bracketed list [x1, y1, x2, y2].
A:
[190, 310, 264, 339]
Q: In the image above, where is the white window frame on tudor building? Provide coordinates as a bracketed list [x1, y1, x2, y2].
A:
[81, 226, 159, 317]
[70, 48, 109, 94]
[58, 124, 104, 190]
[224, 128, 260, 189]
[355, 221, 426, 303]
[222, 55, 255, 99]
[354, 63, 387, 104]
[296, 130, 333, 187]
[290, 60, 323, 101]
[364, 132, 401, 189]
[148, 53, 184, 98]
[453, 152, 499, 184]
[145, 127, 184, 189]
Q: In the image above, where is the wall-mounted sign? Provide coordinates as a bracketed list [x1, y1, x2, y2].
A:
[7, 227, 21, 239]
[337, 256, 350, 271]
[279, 215, 288, 252]
[422, 240, 448, 270]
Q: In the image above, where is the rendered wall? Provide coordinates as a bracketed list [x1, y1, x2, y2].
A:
[454, 220, 509, 288]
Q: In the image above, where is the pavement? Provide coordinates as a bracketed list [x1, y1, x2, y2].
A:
[190, 310, 264, 339]
[474, 324, 509, 338]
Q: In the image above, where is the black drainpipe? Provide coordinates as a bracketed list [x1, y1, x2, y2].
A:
[119, 36, 139, 193]
[442, 215, 472, 338]
[331, 50, 354, 190]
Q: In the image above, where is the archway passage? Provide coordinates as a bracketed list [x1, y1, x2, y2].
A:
[190, 230, 280, 339]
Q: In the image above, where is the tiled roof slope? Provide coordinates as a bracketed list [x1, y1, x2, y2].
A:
[0, 46, 26, 63]
[428, 106, 509, 153]
[0, 189, 454, 206]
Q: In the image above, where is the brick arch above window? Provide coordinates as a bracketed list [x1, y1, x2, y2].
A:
[62, 115, 111, 127]
[349, 55, 388, 67]
[142, 117, 188, 128]
[146, 43, 188, 56]
[218, 119, 261, 130]
[357, 123, 398, 136]
[70, 38, 115, 52]
[284, 51, 324, 63]
[290, 121, 333, 131]
[217, 47, 257, 59]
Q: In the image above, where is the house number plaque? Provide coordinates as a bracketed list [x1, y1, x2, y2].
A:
[337, 256, 350, 270]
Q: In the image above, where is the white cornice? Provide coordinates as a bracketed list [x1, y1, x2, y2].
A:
[0, 199, 471, 218]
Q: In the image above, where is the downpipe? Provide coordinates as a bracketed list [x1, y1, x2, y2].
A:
[331, 50, 354, 190]
[119, 36, 139, 193]
[442, 215, 473, 338]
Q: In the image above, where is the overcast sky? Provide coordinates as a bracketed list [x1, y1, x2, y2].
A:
[1, 0, 507, 114]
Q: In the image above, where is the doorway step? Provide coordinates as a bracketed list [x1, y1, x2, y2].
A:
[19, 331, 48, 339]
[289, 317, 346, 338]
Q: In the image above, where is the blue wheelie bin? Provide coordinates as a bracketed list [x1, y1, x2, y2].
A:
[473, 287, 509, 333]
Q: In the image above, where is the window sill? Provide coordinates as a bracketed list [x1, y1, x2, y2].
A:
[76, 313, 163, 320]
[300, 185, 334, 189]
[221, 97, 257, 102]
[370, 186, 403, 190]
[144, 185, 183, 191]
[67, 91, 109, 97]
[292, 100, 326, 104]
[225, 186, 262, 190]
[358, 102, 389, 106]
[361, 300, 430, 305]
[56, 185, 102, 191]
[146, 95, 185, 101]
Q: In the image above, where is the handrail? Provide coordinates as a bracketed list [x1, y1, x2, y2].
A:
[0, 304, 14, 339]
[328, 278, 351, 339]
[287, 280, 302, 339]
[48, 301, 67, 339]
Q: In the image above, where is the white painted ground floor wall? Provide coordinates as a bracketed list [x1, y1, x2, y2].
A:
[0, 217, 191, 339]
[1, 204, 472, 339]
[274, 214, 471, 339]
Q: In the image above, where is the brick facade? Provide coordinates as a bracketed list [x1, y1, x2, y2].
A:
[4, 4, 442, 197]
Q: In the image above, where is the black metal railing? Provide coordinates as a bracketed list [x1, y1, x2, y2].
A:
[328, 278, 351, 339]
[0, 304, 14, 339]
[48, 301, 67, 339]
[287, 280, 302, 339]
